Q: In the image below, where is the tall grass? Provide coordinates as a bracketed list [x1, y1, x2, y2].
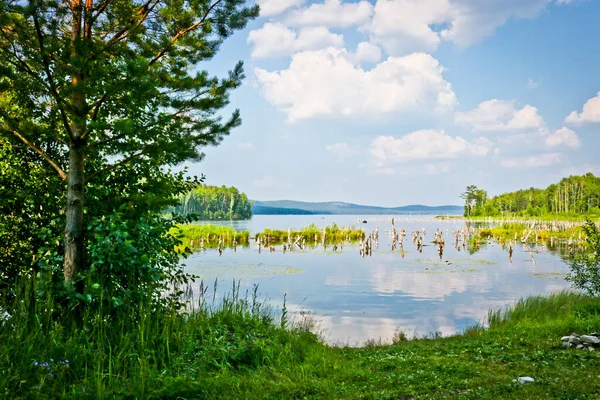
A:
[172, 224, 251, 250]
[259, 223, 365, 244]
[0, 279, 319, 399]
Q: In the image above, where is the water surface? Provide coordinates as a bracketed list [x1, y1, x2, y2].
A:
[182, 215, 572, 345]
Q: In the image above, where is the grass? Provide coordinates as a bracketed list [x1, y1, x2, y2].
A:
[2, 287, 600, 398]
[172, 224, 250, 250]
[470, 223, 587, 245]
[258, 223, 365, 244]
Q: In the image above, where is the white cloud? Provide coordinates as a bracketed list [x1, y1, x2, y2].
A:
[284, 0, 373, 28]
[326, 143, 360, 162]
[455, 99, 545, 132]
[439, 0, 553, 48]
[369, 0, 451, 55]
[252, 176, 279, 187]
[248, 23, 343, 58]
[565, 91, 600, 125]
[367, 0, 570, 56]
[352, 42, 382, 63]
[370, 129, 492, 166]
[257, 0, 304, 17]
[237, 142, 253, 149]
[545, 127, 581, 149]
[255, 50, 457, 122]
[500, 153, 563, 169]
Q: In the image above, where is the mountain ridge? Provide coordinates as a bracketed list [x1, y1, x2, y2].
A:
[251, 200, 463, 215]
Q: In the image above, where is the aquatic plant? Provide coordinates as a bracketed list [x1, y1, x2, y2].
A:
[172, 224, 251, 250]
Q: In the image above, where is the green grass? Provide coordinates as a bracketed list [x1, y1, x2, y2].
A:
[469, 223, 587, 247]
[172, 224, 250, 250]
[259, 223, 365, 244]
[2, 289, 600, 399]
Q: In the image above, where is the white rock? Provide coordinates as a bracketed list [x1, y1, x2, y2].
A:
[568, 337, 582, 345]
[561, 336, 572, 342]
[518, 377, 535, 384]
[581, 335, 600, 345]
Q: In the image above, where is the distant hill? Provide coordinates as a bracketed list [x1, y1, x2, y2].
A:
[251, 200, 463, 215]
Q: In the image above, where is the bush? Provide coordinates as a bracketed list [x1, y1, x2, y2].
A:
[567, 219, 600, 296]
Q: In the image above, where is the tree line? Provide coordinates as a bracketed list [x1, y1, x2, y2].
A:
[461, 173, 600, 217]
[172, 185, 252, 220]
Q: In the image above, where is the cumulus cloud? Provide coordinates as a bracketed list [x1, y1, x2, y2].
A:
[284, 0, 373, 28]
[565, 91, 600, 125]
[369, 129, 492, 167]
[500, 153, 563, 169]
[366, 0, 573, 56]
[368, 0, 451, 55]
[237, 142, 253, 149]
[351, 42, 382, 63]
[256, 0, 304, 17]
[545, 127, 581, 149]
[326, 143, 360, 162]
[455, 99, 545, 132]
[248, 23, 344, 58]
[255, 50, 457, 122]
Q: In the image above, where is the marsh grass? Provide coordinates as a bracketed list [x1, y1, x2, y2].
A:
[172, 224, 251, 250]
[260, 223, 365, 244]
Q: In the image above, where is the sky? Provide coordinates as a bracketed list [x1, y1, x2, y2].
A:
[185, 0, 600, 207]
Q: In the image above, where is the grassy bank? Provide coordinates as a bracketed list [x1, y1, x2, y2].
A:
[172, 224, 250, 250]
[3, 290, 600, 399]
[259, 223, 365, 244]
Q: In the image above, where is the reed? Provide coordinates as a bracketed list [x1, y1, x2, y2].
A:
[258, 223, 365, 244]
[172, 224, 250, 250]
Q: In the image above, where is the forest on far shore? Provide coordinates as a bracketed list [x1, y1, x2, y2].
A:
[461, 173, 600, 217]
[172, 184, 253, 220]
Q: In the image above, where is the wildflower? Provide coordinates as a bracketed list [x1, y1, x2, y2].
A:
[33, 361, 39, 367]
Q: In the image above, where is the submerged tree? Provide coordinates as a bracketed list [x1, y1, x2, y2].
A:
[0, 0, 258, 291]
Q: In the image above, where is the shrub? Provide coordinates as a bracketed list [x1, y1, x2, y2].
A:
[567, 219, 600, 296]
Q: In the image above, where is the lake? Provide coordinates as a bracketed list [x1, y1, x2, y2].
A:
[182, 215, 572, 346]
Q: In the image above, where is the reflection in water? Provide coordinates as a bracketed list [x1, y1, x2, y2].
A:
[183, 215, 573, 345]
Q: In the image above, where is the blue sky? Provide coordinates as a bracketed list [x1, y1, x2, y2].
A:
[188, 0, 600, 206]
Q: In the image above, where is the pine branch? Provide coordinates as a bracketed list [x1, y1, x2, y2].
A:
[8, 129, 67, 180]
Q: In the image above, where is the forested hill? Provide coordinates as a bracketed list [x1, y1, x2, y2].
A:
[172, 185, 252, 220]
[461, 173, 600, 217]
[252, 200, 463, 215]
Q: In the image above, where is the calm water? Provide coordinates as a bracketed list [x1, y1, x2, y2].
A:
[182, 215, 572, 345]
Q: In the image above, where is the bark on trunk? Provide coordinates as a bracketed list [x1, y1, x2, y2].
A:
[64, 0, 86, 282]
[64, 140, 85, 282]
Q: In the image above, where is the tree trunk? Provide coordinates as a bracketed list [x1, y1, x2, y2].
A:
[64, 140, 85, 282]
[64, 0, 87, 282]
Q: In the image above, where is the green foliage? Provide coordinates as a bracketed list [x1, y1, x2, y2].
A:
[0, 280, 319, 398]
[259, 223, 365, 243]
[463, 174, 600, 218]
[173, 224, 250, 250]
[0, 138, 64, 305]
[461, 185, 488, 217]
[0, 0, 258, 301]
[2, 290, 600, 398]
[172, 184, 252, 220]
[567, 220, 600, 296]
